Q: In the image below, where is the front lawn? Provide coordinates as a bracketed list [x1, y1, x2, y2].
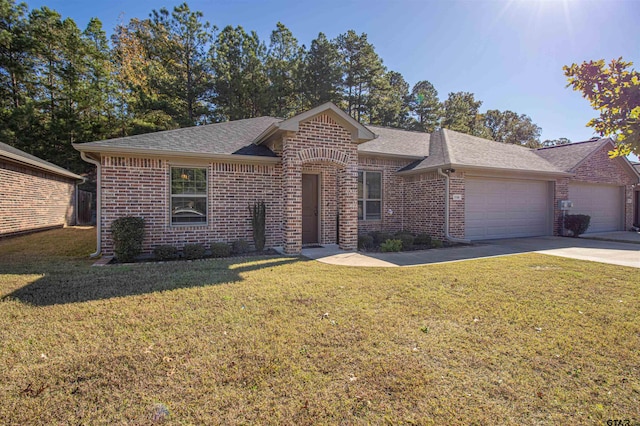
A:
[0, 228, 638, 424]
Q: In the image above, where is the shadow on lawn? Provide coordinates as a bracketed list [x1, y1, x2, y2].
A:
[2, 256, 305, 306]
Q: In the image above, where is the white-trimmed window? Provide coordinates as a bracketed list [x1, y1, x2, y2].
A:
[358, 171, 382, 220]
[171, 167, 207, 224]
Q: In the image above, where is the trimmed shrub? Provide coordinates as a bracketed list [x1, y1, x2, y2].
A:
[380, 239, 403, 252]
[431, 239, 443, 248]
[414, 233, 432, 246]
[371, 231, 393, 246]
[249, 201, 266, 251]
[183, 243, 205, 260]
[232, 239, 251, 255]
[564, 214, 591, 237]
[395, 231, 415, 250]
[210, 242, 231, 258]
[110, 217, 145, 262]
[153, 245, 178, 261]
[358, 234, 374, 251]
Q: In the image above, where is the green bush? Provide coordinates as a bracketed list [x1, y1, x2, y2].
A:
[210, 242, 231, 258]
[110, 217, 145, 262]
[153, 245, 178, 261]
[395, 231, 415, 250]
[564, 214, 591, 237]
[232, 239, 251, 255]
[358, 234, 374, 250]
[431, 239, 443, 248]
[414, 233, 432, 246]
[380, 239, 402, 252]
[183, 243, 205, 260]
[371, 231, 393, 246]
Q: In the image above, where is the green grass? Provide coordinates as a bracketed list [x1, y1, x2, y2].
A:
[1, 228, 639, 424]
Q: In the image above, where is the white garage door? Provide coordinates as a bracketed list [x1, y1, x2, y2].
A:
[568, 183, 622, 233]
[465, 178, 551, 240]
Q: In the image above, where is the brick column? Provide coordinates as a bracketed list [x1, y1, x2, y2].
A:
[338, 162, 358, 250]
[553, 178, 569, 235]
[283, 143, 302, 254]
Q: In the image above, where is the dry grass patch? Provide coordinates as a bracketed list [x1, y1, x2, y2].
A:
[0, 228, 639, 424]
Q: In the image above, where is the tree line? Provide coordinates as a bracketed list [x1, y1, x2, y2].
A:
[1, 1, 547, 173]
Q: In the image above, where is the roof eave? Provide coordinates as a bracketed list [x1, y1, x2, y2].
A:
[397, 163, 572, 178]
[73, 144, 281, 164]
[0, 151, 83, 180]
[252, 123, 281, 145]
[357, 151, 425, 161]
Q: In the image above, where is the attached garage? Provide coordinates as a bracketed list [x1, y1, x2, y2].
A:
[568, 183, 623, 233]
[465, 177, 552, 240]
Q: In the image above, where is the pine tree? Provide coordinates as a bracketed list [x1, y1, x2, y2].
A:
[212, 25, 268, 120]
[336, 30, 385, 122]
[408, 80, 442, 132]
[301, 32, 342, 108]
[265, 22, 303, 118]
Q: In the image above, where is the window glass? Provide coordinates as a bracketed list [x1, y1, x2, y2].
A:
[366, 200, 381, 220]
[357, 171, 382, 220]
[171, 167, 207, 224]
[366, 172, 381, 199]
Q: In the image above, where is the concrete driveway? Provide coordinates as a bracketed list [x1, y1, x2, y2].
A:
[301, 236, 640, 268]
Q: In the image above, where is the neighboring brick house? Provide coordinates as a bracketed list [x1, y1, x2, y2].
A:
[1, 141, 83, 237]
[73, 103, 640, 256]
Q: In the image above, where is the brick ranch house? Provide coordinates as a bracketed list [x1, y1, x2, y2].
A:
[1, 141, 83, 237]
[73, 102, 640, 256]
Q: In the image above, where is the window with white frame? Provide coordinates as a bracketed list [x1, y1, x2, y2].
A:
[358, 171, 382, 220]
[171, 167, 207, 224]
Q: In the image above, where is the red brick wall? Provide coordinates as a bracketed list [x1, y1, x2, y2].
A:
[402, 171, 447, 240]
[0, 160, 77, 236]
[357, 156, 412, 235]
[282, 114, 358, 253]
[100, 156, 283, 255]
[554, 143, 638, 232]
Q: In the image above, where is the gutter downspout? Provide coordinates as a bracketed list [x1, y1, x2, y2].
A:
[80, 152, 101, 257]
[437, 168, 471, 244]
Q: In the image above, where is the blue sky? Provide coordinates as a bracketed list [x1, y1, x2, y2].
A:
[28, 0, 639, 148]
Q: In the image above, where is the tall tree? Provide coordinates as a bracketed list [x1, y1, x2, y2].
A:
[369, 70, 410, 128]
[80, 18, 116, 141]
[336, 30, 385, 122]
[265, 22, 303, 118]
[408, 80, 441, 132]
[111, 18, 177, 135]
[0, 0, 32, 110]
[301, 32, 342, 108]
[442, 91, 485, 136]
[0, 0, 36, 147]
[147, 3, 215, 126]
[212, 25, 268, 120]
[564, 58, 640, 157]
[483, 109, 542, 148]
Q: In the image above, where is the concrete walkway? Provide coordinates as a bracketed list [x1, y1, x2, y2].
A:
[579, 230, 640, 244]
[301, 236, 640, 269]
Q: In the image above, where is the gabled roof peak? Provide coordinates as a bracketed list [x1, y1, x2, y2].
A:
[253, 102, 376, 145]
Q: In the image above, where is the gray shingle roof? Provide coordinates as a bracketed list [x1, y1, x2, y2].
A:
[0, 141, 83, 180]
[358, 125, 429, 158]
[534, 139, 608, 172]
[75, 116, 281, 157]
[400, 128, 564, 174]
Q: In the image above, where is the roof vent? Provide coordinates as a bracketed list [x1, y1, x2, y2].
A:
[589, 136, 600, 141]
